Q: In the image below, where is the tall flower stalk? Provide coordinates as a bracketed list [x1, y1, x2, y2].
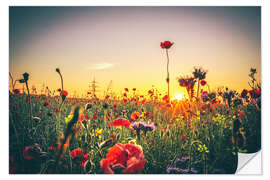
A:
[22, 73, 32, 123]
[56, 68, 64, 92]
[56, 68, 67, 130]
[161, 41, 173, 101]
[192, 67, 207, 100]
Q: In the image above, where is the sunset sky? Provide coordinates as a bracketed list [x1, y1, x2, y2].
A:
[9, 7, 261, 98]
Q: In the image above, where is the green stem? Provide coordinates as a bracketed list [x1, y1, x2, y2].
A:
[60, 73, 64, 92]
[25, 81, 32, 124]
[188, 140, 203, 171]
[197, 79, 200, 99]
[104, 109, 107, 134]
[203, 153, 207, 174]
[166, 49, 170, 100]
[207, 84, 211, 92]
[57, 100, 65, 131]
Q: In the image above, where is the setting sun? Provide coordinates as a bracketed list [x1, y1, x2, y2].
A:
[172, 93, 184, 101]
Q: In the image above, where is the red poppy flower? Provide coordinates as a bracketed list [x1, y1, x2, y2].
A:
[130, 112, 140, 121]
[132, 88, 136, 91]
[160, 41, 173, 49]
[70, 148, 89, 167]
[237, 110, 244, 117]
[93, 112, 97, 120]
[200, 80, 207, 86]
[123, 93, 127, 97]
[125, 88, 129, 92]
[254, 89, 261, 95]
[84, 114, 90, 119]
[162, 95, 169, 102]
[23, 144, 41, 160]
[141, 99, 146, 105]
[248, 89, 261, 98]
[60, 90, 68, 97]
[13, 89, 20, 95]
[43, 101, 50, 107]
[54, 107, 60, 113]
[49, 142, 61, 151]
[109, 118, 131, 128]
[107, 112, 111, 117]
[181, 134, 187, 140]
[100, 143, 145, 174]
[148, 90, 153, 95]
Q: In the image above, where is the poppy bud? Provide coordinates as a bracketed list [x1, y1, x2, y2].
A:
[103, 103, 108, 109]
[56, 68, 60, 73]
[60, 90, 68, 101]
[23, 72, 29, 81]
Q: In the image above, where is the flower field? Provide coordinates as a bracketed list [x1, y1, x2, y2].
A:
[9, 65, 261, 174]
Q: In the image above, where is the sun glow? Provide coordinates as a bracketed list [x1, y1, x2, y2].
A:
[172, 93, 184, 101]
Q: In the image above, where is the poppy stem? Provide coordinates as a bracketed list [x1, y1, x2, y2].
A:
[59, 73, 64, 93]
[207, 84, 211, 92]
[188, 140, 203, 171]
[197, 79, 200, 99]
[56, 69, 65, 132]
[166, 49, 170, 100]
[25, 80, 32, 124]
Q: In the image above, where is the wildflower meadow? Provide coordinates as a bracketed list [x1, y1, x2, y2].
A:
[9, 41, 261, 174]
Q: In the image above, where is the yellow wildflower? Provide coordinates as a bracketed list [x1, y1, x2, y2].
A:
[65, 114, 73, 124]
[92, 128, 103, 138]
[197, 144, 209, 153]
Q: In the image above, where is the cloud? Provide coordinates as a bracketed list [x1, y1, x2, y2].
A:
[88, 63, 114, 70]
